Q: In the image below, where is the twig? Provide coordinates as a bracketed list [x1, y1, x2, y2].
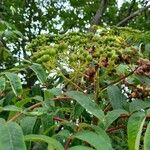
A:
[103, 103, 112, 113]
[107, 125, 126, 133]
[90, 0, 109, 27]
[53, 117, 65, 122]
[8, 97, 72, 122]
[58, 70, 84, 92]
[117, 4, 150, 26]
[64, 137, 73, 150]
[100, 67, 138, 93]
[53, 96, 72, 101]
[8, 102, 42, 122]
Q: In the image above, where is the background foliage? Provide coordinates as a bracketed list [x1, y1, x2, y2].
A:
[0, 0, 150, 150]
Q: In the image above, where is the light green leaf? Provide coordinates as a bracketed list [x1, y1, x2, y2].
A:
[66, 91, 105, 121]
[69, 146, 95, 150]
[116, 64, 128, 74]
[19, 116, 37, 150]
[74, 131, 113, 150]
[107, 85, 127, 109]
[55, 129, 70, 138]
[24, 134, 64, 150]
[92, 126, 112, 145]
[5, 72, 22, 96]
[16, 98, 32, 108]
[127, 112, 145, 150]
[47, 88, 62, 96]
[129, 100, 150, 112]
[0, 77, 5, 92]
[105, 109, 128, 129]
[136, 75, 150, 86]
[30, 63, 47, 84]
[144, 122, 150, 150]
[3, 105, 22, 112]
[145, 43, 150, 53]
[19, 116, 37, 135]
[0, 118, 26, 150]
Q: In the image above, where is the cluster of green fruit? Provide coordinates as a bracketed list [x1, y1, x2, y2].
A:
[28, 27, 148, 73]
[31, 46, 57, 63]
[27, 34, 51, 52]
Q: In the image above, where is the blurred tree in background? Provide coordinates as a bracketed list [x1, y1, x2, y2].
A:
[0, 0, 150, 68]
[0, 1, 150, 149]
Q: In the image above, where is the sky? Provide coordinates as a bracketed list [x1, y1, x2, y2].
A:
[118, 0, 125, 8]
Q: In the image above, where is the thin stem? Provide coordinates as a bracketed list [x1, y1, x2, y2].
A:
[107, 125, 126, 133]
[58, 70, 84, 92]
[53, 96, 72, 101]
[8, 97, 72, 122]
[8, 102, 42, 122]
[100, 67, 138, 93]
[65, 137, 73, 150]
[94, 68, 100, 104]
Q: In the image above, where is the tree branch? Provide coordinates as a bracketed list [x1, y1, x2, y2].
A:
[117, 4, 150, 26]
[126, 0, 136, 17]
[90, 0, 109, 27]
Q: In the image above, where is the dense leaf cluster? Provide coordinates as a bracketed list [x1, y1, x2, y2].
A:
[0, 27, 150, 149]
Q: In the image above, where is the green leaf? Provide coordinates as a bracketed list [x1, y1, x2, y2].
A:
[92, 126, 112, 145]
[47, 88, 62, 96]
[144, 122, 150, 150]
[116, 64, 129, 74]
[3, 105, 22, 112]
[136, 75, 150, 86]
[24, 134, 64, 150]
[19, 116, 37, 150]
[0, 77, 5, 92]
[16, 98, 32, 107]
[74, 131, 113, 150]
[69, 146, 95, 150]
[107, 85, 126, 109]
[66, 91, 105, 122]
[145, 43, 150, 53]
[5, 72, 22, 96]
[55, 129, 70, 138]
[129, 100, 150, 112]
[72, 103, 84, 118]
[19, 116, 37, 135]
[127, 112, 145, 150]
[30, 63, 47, 84]
[0, 118, 26, 150]
[105, 109, 128, 129]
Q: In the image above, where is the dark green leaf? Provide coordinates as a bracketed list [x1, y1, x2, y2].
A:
[74, 131, 113, 150]
[5, 72, 22, 96]
[30, 63, 47, 84]
[0, 77, 5, 92]
[66, 91, 105, 122]
[92, 126, 112, 145]
[136, 75, 150, 86]
[105, 109, 128, 129]
[19, 116, 37, 135]
[69, 146, 95, 150]
[107, 85, 127, 109]
[24, 134, 63, 150]
[145, 43, 150, 53]
[0, 118, 26, 150]
[129, 100, 150, 112]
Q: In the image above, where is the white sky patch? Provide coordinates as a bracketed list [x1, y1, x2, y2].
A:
[117, 0, 125, 8]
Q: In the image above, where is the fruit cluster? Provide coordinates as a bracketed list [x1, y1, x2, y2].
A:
[130, 85, 150, 99]
[135, 59, 150, 77]
[27, 27, 150, 92]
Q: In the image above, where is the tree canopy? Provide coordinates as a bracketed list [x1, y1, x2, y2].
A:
[0, 0, 150, 150]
